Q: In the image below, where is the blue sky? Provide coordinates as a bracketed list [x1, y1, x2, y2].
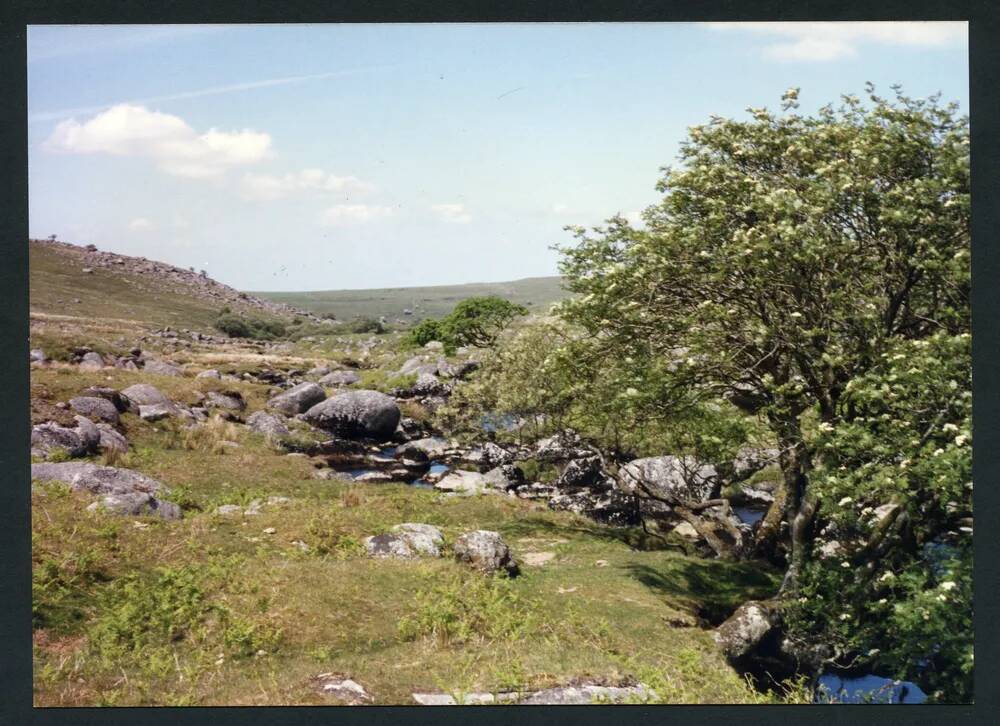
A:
[28, 22, 968, 291]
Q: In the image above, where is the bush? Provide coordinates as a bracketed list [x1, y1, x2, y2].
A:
[350, 316, 385, 334]
[408, 318, 442, 347]
[213, 312, 287, 340]
[406, 296, 527, 351]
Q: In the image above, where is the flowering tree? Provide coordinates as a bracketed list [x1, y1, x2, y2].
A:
[556, 86, 970, 593]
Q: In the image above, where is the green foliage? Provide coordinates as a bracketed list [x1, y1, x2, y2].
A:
[350, 316, 386, 334]
[398, 572, 536, 645]
[785, 332, 972, 701]
[33, 550, 106, 632]
[213, 312, 287, 340]
[440, 296, 528, 348]
[408, 318, 443, 347]
[407, 296, 527, 351]
[440, 321, 754, 459]
[89, 566, 214, 660]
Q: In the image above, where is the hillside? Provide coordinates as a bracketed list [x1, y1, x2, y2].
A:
[254, 276, 568, 321]
[29, 239, 318, 331]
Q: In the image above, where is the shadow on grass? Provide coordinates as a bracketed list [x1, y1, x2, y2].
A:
[625, 560, 780, 625]
[496, 514, 677, 551]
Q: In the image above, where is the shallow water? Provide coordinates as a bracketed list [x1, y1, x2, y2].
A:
[481, 412, 518, 433]
[734, 506, 766, 526]
[815, 673, 927, 704]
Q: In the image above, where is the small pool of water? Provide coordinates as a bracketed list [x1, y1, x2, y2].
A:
[815, 673, 927, 704]
[734, 506, 766, 526]
[481, 412, 518, 433]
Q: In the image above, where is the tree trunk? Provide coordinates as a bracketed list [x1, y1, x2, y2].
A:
[771, 419, 816, 595]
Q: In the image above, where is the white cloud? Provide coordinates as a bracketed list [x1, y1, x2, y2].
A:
[319, 204, 394, 225]
[128, 217, 153, 231]
[551, 203, 571, 215]
[44, 104, 272, 178]
[240, 169, 375, 201]
[431, 203, 473, 224]
[706, 21, 966, 62]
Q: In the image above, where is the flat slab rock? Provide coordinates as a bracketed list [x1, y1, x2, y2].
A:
[412, 683, 654, 705]
[364, 523, 444, 559]
[311, 674, 372, 705]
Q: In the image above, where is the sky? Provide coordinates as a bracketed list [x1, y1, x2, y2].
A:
[27, 22, 969, 292]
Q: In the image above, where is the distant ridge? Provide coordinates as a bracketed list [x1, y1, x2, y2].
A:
[253, 276, 568, 322]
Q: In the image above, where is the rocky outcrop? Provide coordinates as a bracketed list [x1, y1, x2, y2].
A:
[30, 238, 320, 323]
[434, 469, 488, 496]
[246, 411, 290, 440]
[453, 530, 518, 576]
[365, 523, 444, 559]
[303, 390, 400, 441]
[121, 383, 171, 407]
[619, 456, 718, 505]
[143, 359, 182, 377]
[267, 382, 326, 416]
[319, 370, 360, 386]
[205, 390, 246, 411]
[78, 351, 105, 371]
[31, 416, 102, 459]
[30, 462, 181, 520]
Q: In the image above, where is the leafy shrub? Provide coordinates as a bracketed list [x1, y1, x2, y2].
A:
[406, 296, 527, 351]
[213, 312, 287, 340]
[408, 318, 443, 347]
[350, 316, 385, 334]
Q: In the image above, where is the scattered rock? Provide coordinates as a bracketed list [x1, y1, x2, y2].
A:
[31, 421, 97, 459]
[453, 530, 518, 575]
[246, 410, 290, 440]
[397, 437, 450, 459]
[78, 352, 105, 371]
[139, 403, 176, 422]
[196, 369, 222, 379]
[483, 464, 525, 490]
[30, 349, 47, 364]
[435, 469, 487, 496]
[268, 382, 326, 416]
[81, 386, 130, 413]
[68, 396, 120, 425]
[312, 674, 371, 705]
[518, 684, 653, 705]
[144, 359, 182, 377]
[96, 423, 128, 454]
[319, 370, 360, 386]
[205, 390, 246, 411]
[713, 600, 782, 662]
[121, 383, 170, 407]
[303, 390, 401, 441]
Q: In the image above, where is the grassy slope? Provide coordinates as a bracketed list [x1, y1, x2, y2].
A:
[29, 241, 228, 331]
[253, 276, 568, 321]
[31, 363, 788, 707]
